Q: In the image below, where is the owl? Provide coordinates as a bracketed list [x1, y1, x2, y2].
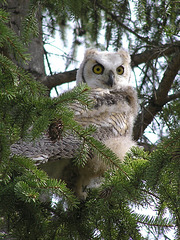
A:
[11, 48, 138, 200]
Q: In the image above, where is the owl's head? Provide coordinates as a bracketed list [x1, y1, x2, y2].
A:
[76, 48, 131, 89]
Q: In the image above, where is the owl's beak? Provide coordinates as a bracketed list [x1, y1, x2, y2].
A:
[107, 70, 115, 87]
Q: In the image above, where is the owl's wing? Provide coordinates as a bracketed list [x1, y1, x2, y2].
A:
[75, 111, 128, 139]
[11, 134, 81, 162]
[10, 132, 83, 182]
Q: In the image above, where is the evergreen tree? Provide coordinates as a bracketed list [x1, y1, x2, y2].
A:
[0, 0, 179, 239]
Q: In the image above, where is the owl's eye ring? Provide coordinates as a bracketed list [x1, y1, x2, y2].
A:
[92, 64, 104, 75]
[116, 66, 124, 75]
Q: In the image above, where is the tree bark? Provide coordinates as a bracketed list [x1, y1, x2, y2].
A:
[133, 50, 180, 140]
[2, 0, 46, 80]
[42, 69, 77, 90]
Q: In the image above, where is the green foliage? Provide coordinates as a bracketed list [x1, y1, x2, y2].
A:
[135, 213, 174, 236]
[84, 198, 142, 240]
[159, 100, 180, 132]
[40, 0, 179, 50]
[0, 8, 9, 23]
[146, 128, 180, 233]
[135, 0, 179, 40]
[40, 0, 131, 48]
[22, 3, 40, 44]
[0, 13, 45, 165]
[0, 0, 180, 239]
[0, 6, 85, 238]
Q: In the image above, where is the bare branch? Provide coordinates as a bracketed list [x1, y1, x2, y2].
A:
[165, 92, 180, 103]
[155, 51, 180, 106]
[42, 44, 179, 90]
[133, 50, 180, 140]
[42, 69, 77, 89]
[131, 43, 180, 67]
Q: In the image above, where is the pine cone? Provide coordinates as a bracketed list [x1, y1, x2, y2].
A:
[48, 119, 63, 141]
[99, 187, 113, 199]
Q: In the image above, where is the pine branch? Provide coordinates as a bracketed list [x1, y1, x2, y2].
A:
[96, 1, 151, 44]
[5, 155, 79, 208]
[0, 21, 30, 62]
[21, 3, 39, 44]
[0, 8, 9, 22]
[71, 124, 130, 178]
[52, 83, 91, 107]
[136, 214, 174, 229]
[44, 179, 79, 209]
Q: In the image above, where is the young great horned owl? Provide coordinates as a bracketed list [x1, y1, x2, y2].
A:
[11, 48, 138, 200]
[69, 48, 138, 198]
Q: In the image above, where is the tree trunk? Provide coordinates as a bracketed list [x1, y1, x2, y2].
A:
[2, 0, 46, 80]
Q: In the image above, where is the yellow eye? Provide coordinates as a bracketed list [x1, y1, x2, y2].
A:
[116, 66, 124, 75]
[92, 64, 104, 74]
